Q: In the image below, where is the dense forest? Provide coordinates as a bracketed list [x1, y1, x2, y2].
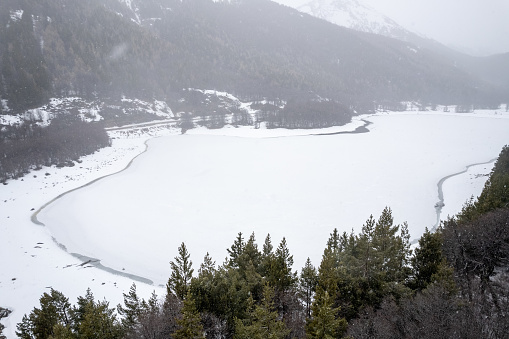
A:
[0, 115, 110, 183]
[11, 145, 509, 338]
[0, 0, 505, 115]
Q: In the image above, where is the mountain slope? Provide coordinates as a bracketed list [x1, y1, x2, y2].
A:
[273, 0, 414, 41]
[0, 0, 503, 118]
[272, 0, 509, 101]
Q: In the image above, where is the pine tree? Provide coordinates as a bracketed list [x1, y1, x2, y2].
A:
[227, 232, 245, 269]
[306, 289, 347, 339]
[16, 289, 72, 339]
[48, 323, 74, 339]
[267, 237, 297, 292]
[198, 252, 216, 278]
[370, 207, 411, 283]
[241, 233, 262, 272]
[117, 283, 141, 333]
[327, 228, 340, 251]
[168, 242, 195, 300]
[357, 214, 376, 279]
[234, 284, 289, 339]
[373, 207, 399, 274]
[77, 297, 122, 339]
[410, 228, 444, 291]
[174, 292, 204, 339]
[316, 247, 339, 297]
[260, 233, 274, 277]
[299, 258, 318, 318]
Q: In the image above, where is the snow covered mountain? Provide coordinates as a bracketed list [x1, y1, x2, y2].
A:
[273, 0, 414, 41]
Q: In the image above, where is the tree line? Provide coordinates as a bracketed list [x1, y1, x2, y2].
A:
[0, 115, 110, 183]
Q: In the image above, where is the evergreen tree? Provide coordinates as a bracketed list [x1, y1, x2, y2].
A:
[409, 228, 444, 291]
[316, 247, 340, 297]
[372, 207, 400, 277]
[76, 296, 122, 339]
[168, 242, 195, 300]
[299, 258, 318, 318]
[174, 292, 204, 339]
[457, 145, 509, 221]
[227, 232, 245, 269]
[259, 233, 274, 277]
[267, 237, 297, 292]
[234, 285, 289, 339]
[357, 214, 376, 279]
[48, 323, 74, 339]
[326, 228, 341, 253]
[16, 289, 121, 339]
[240, 233, 262, 272]
[306, 289, 347, 339]
[117, 283, 141, 333]
[16, 289, 72, 339]
[198, 252, 216, 278]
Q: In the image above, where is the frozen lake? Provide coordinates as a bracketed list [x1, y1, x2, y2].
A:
[38, 112, 509, 285]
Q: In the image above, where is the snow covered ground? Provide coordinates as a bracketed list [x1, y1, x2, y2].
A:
[1, 109, 509, 337]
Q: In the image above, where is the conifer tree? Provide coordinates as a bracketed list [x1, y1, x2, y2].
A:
[117, 283, 141, 333]
[357, 214, 376, 279]
[227, 233, 245, 269]
[299, 258, 318, 318]
[316, 247, 340, 297]
[76, 296, 122, 339]
[241, 233, 262, 272]
[198, 252, 216, 278]
[306, 289, 347, 339]
[410, 228, 444, 291]
[260, 233, 274, 277]
[16, 289, 72, 339]
[267, 237, 297, 292]
[174, 292, 204, 339]
[263, 234, 274, 256]
[326, 228, 341, 252]
[234, 284, 289, 339]
[48, 323, 74, 339]
[168, 242, 195, 300]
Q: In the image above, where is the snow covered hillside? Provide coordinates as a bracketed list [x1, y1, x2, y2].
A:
[273, 0, 414, 41]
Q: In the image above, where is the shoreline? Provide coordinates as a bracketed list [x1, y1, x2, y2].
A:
[28, 118, 370, 286]
[432, 159, 496, 230]
[31, 138, 156, 285]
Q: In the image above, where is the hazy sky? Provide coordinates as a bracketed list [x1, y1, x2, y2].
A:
[363, 0, 509, 55]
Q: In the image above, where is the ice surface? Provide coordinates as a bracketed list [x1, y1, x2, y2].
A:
[37, 112, 509, 285]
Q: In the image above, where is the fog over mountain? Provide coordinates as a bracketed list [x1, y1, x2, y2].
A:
[364, 0, 509, 56]
[2, 0, 505, 122]
[275, 0, 509, 56]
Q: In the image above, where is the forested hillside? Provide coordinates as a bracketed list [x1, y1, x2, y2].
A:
[0, 0, 503, 116]
[12, 146, 509, 338]
[1, 0, 507, 180]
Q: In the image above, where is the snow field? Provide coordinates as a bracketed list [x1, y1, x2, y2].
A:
[1, 110, 509, 337]
[38, 112, 509, 286]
